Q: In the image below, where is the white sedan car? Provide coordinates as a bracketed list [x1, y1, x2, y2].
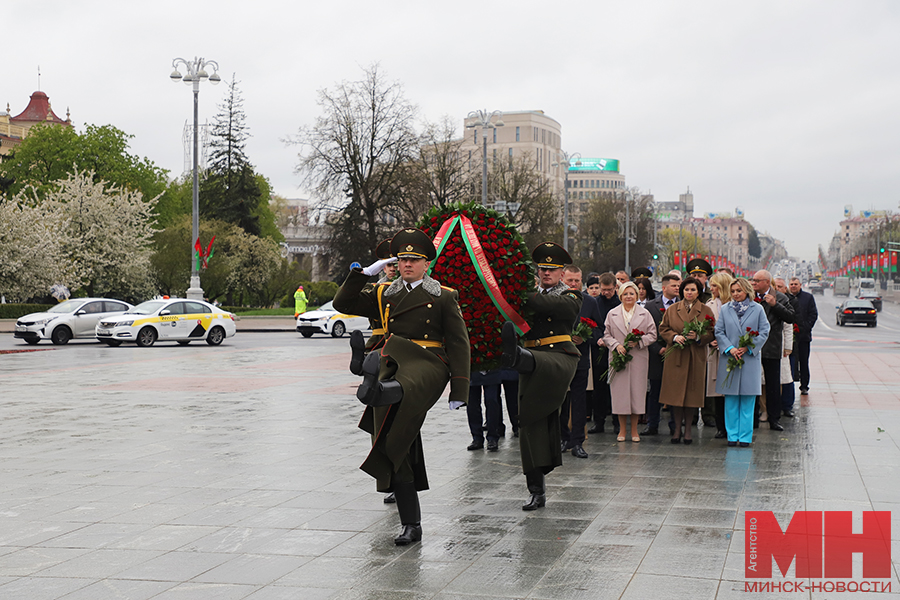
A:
[14, 298, 134, 345]
[296, 300, 369, 338]
[96, 298, 236, 347]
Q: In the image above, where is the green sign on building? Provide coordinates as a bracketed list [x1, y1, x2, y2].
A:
[568, 158, 620, 172]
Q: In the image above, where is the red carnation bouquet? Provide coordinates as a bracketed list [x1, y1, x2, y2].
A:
[723, 327, 760, 386]
[663, 314, 715, 361]
[600, 328, 646, 384]
[573, 317, 597, 342]
[417, 202, 534, 371]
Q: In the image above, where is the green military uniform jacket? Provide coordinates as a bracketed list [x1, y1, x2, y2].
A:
[518, 281, 583, 475]
[334, 268, 470, 492]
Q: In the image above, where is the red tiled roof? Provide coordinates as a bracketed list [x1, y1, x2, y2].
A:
[10, 91, 69, 125]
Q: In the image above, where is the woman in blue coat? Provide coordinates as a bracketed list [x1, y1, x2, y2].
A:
[714, 278, 770, 447]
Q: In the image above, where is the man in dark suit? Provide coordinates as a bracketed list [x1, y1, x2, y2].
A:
[751, 270, 795, 432]
[560, 265, 603, 458]
[587, 272, 621, 434]
[641, 273, 681, 435]
[788, 276, 818, 398]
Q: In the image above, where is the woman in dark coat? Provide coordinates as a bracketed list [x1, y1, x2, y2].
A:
[658, 277, 716, 444]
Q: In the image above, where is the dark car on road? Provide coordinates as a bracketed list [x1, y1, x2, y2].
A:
[836, 300, 877, 327]
[858, 290, 883, 311]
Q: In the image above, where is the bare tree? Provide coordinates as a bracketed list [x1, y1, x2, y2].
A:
[289, 64, 418, 274]
[575, 188, 657, 273]
[488, 153, 561, 249]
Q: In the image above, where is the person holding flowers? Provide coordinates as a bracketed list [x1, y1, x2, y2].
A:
[659, 277, 717, 444]
[714, 278, 770, 446]
[602, 282, 657, 442]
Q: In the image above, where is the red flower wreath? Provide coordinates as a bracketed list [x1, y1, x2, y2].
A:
[417, 202, 534, 371]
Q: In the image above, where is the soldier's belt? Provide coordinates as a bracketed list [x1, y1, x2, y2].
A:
[523, 335, 572, 348]
[371, 328, 385, 335]
[411, 339, 443, 348]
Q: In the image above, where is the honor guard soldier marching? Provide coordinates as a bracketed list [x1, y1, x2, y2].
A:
[347, 239, 401, 505]
[501, 242, 582, 511]
[334, 228, 470, 546]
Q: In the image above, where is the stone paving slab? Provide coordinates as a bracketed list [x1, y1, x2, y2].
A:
[1, 334, 899, 599]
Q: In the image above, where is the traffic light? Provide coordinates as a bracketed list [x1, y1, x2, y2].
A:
[880, 247, 885, 253]
[652, 253, 659, 260]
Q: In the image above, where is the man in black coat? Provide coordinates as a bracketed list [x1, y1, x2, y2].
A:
[588, 272, 621, 434]
[641, 273, 681, 435]
[751, 270, 795, 432]
[560, 266, 603, 458]
[788, 277, 818, 397]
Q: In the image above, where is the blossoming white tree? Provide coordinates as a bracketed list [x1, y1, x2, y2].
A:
[0, 199, 75, 302]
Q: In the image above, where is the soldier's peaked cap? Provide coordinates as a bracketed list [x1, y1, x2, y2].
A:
[390, 228, 436, 261]
[631, 267, 653, 279]
[687, 258, 713, 276]
[531, 242, 572, 269]
[374, 239, 393, 260]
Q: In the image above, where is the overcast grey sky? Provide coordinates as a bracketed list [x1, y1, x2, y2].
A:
[7, 0, 899, 260]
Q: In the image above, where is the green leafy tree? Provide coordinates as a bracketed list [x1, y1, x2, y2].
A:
[0, 123, 172, 220]
[199, 76, 280, 240]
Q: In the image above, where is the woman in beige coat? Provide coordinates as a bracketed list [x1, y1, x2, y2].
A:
[705, 272, 733, 439]
[659, 277, 717, 444]
[602, 282, 657, 442]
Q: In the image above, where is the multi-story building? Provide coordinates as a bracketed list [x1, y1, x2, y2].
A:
[657, 188, 752, 268]
[565, 158, 627, 230]
[0, 91, 72, 158]
[459, 110, 566, 199]
[836, 206, 898, 265]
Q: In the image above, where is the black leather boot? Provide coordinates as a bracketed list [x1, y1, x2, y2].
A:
[349, 330, 365, 375]
[501, 322, 535, 373]
[392, 481, 422, 545]
[522, 470, 546, 511]
[356, 353, 403, 406]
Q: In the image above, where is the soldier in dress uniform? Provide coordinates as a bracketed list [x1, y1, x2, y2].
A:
[500, 242, 582, 511]
[631, 266, 653, 280]
[347, 239, 401, 504]
[334, 227, 470, 545]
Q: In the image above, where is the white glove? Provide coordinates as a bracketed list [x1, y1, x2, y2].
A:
[449, 400, 465, 410]
[362, 257, 398, 276]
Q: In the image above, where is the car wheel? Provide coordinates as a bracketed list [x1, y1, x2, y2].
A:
[50, 326, 72, 345]
[177, 340, 191, 346]
[300, 331, 314, 338]
[331, 321, 346, 338]
[136, 327, 157, 347]
[102, 340, 122, 347]
[206, 326, 225, 346]
[24, 338, 40, 345]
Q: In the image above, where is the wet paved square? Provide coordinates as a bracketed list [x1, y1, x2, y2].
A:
[1, 334, 899, 599]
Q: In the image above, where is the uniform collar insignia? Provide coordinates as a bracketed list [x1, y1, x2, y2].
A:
[543, 281, 570, 296]
[384, 274, 442, 298]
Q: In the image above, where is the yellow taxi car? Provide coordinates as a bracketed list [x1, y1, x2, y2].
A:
[96, 298, 236, 347]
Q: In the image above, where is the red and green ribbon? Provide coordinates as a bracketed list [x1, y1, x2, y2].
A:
[428, 212, 531, 335]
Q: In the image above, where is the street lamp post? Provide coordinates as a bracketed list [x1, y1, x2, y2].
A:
[170, 56, 220, 300]
[552, 151, 581, 253]
[466, 110, 504, 206]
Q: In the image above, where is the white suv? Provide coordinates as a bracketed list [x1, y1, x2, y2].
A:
[14, 298, 134, 345]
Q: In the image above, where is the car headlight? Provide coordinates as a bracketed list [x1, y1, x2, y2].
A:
[35, 317, 57, 326]
[116, 320, 134, 327]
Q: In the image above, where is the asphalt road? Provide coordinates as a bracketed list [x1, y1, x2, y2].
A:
[808, 289, 900, 353]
